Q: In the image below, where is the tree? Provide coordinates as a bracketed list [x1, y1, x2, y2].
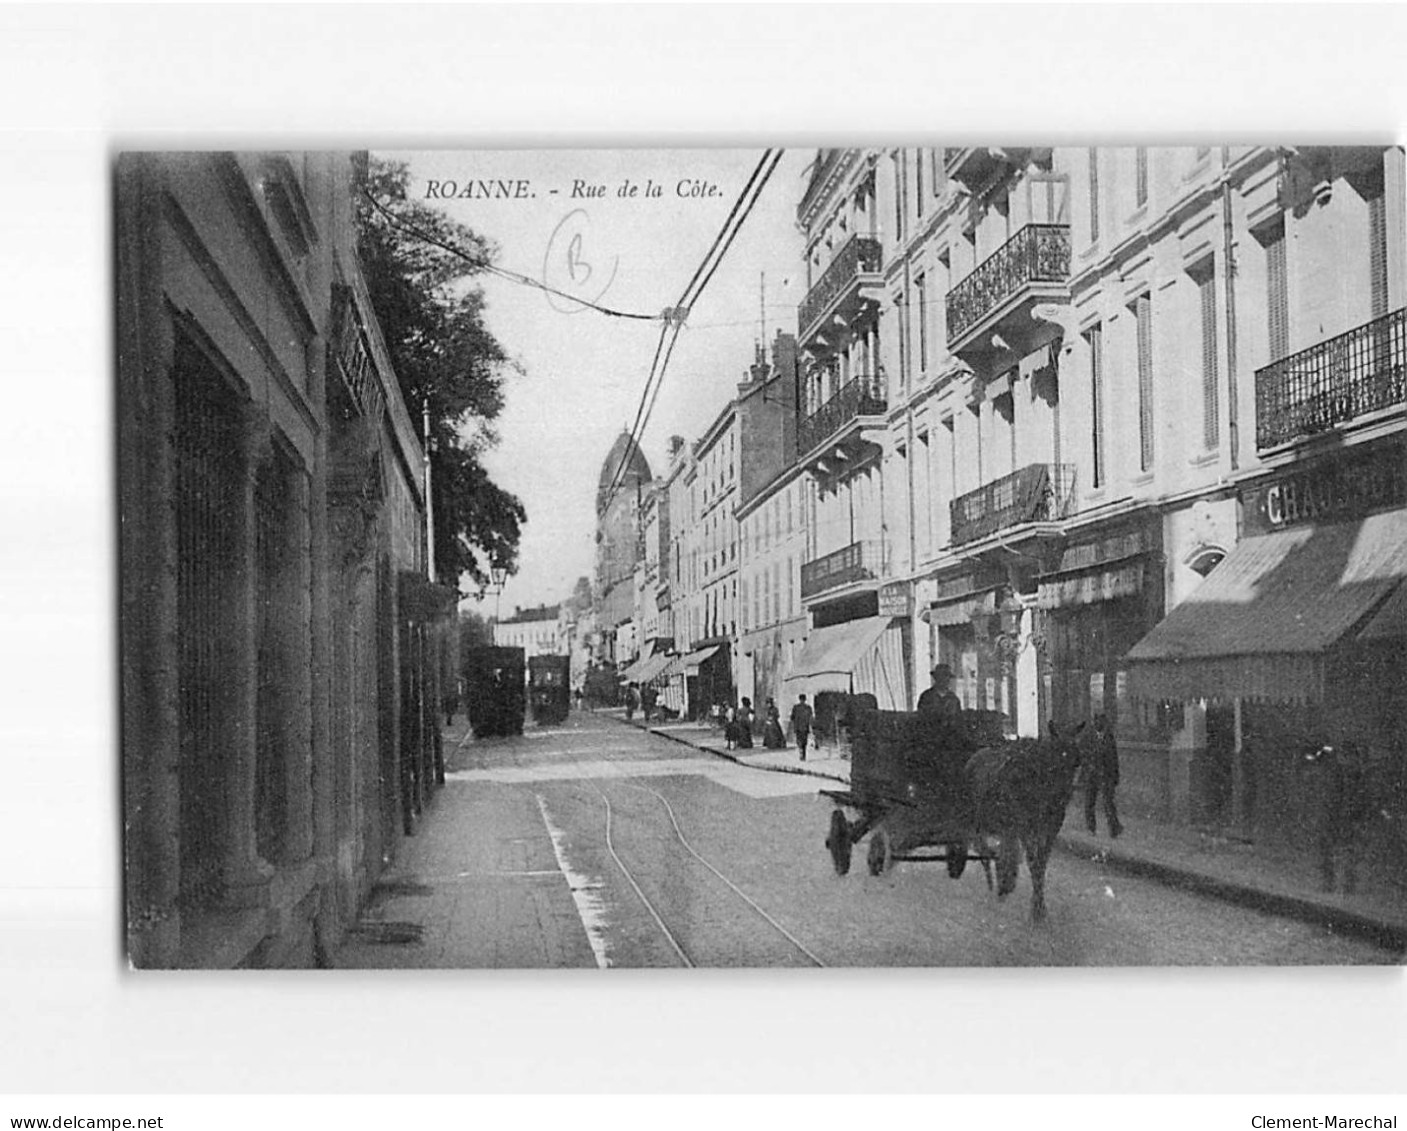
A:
[355, 155, 526, 590]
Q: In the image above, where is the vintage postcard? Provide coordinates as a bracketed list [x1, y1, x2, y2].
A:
[116, 145, 1407, 969]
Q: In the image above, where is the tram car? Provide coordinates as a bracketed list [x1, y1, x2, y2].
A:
[462, 645, 526, 738]
[528, 653, 572, 725]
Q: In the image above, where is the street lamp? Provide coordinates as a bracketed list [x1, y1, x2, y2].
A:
[478, 564, 510, 636]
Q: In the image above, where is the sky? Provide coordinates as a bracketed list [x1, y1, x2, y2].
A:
[382, 148, 815, 616]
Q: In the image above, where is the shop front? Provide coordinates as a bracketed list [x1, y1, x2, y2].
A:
[785, 614, 904, 753]
[1128, 439, 1407, 859]
[1036, 512, 1168, 815]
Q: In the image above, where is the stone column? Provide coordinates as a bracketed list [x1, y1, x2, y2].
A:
[117, 155, 182, 967]
[282, 466, 315, 863]
[223, 406, 275, 905]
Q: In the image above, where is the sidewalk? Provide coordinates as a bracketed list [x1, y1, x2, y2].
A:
[621, 711, 1407, 952]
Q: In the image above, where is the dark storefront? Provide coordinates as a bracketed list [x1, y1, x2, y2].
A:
[1129, 440, 1407, 866]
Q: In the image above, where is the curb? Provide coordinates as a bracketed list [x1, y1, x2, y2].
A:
[607, 712, 1405, 953]
[612, 713, 849, 786]
[1055, 833, 1407, 954]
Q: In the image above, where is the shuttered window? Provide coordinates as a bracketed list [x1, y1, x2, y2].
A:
[1136, 294, 1154, 472]
[1199, 270, 1219, 450]
[1266, 224, 1289, 363]
[1135, 148, 1148, 207]
[1086, 324, 1105, 488]
[1368, 176, 1388, 319]
[1088, 149, 1100, 244]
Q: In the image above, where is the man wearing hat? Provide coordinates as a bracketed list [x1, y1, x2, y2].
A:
[917, 663, 962, 722]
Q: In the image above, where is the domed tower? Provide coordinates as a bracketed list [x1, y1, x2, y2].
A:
[596, 431, 654, 517]
[594, 433, 654, 663]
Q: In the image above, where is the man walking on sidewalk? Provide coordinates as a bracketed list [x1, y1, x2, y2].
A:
[1083, 713, 1123, 838]
[790, 694, 814, 761]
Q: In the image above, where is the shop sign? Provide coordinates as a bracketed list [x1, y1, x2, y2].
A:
[1057, 529, 1147, 573]
[1248, 442, 1405, 533]
[878, 582, 912, 617]
[931, 566, 1005, 604]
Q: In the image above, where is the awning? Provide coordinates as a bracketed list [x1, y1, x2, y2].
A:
[924, 589, 998, 627]
[635, 651, 674, 685]
[619, 646, 655, 683]
[1358, 580, 1407, 642]
[680, 645, 721, 675]
[785, 615, 892, 695]
[1126, 510, 1407, 703]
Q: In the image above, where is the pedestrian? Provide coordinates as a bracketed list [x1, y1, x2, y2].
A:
[761, 698, 785, 748]
[722, 702, 737, 750]
[916, 664, 962, 723]
[1082, 713, 1123, 839]
[790, 694, 814, 762]
[641, 683, 657, 722]
[735, 697, 755, 749]
[624, 683, 638, 721]
[1304, 741, 1372, 894]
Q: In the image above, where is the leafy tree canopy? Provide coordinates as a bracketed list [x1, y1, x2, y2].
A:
[355, 155, 526, 590]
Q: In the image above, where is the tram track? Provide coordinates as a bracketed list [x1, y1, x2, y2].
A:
[520, 714, 828, 967]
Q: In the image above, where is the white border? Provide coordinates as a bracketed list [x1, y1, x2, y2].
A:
[2, 2, 1405, 1096]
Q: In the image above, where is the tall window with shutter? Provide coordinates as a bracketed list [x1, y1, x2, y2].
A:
[1088, 149, 1100, 244]
[1368, 172, 1388, 319]
[915, 272, 928, 373]
[1198, 268, 1219, 450]
[1085, 324, 1105, 488]
[1265, 223, 1289, 362]
[1135, 148, 1148, 208]
[1135, 294, 1154, 472]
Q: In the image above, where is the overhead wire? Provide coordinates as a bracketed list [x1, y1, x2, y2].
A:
[601, 147, 785, 511]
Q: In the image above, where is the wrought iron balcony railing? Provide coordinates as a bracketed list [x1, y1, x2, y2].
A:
[1255, 307, 1405, 450]
[801, 539, 885, 600]
[798, 233, 883, 337]
[945, 224, 1071, 346]
[950, 463, 1076, 547]
[798, 374, 887, 458]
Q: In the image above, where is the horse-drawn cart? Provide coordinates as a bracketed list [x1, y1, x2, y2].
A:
[822, 708, 1008, 879]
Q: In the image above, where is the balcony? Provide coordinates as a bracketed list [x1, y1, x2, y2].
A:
[798, 233, 883, 344]
[1255, 308, 1405, 450]
[797, 374, 887, 466]
[950, 463, 1076, 547]
[801, 540, 885, 601]
[943, 147, 1032, 194]
[945, 224, 1071, 361]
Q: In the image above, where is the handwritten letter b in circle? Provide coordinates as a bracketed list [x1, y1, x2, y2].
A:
[543, 209, 619, 315]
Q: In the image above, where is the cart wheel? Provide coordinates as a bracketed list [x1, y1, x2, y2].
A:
[867, 827, 893, 876]
[945, 841, 968, 879]
[826, 809, 852, 876]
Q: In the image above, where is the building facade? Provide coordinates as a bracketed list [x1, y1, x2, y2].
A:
[783, 145, 1405, 859]
[593, 431, 653, 667]
[117, 151, 454, 968]
[494, 604, 564, 659]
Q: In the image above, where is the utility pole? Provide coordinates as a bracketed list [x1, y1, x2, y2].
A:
[423, 396, 436, 583]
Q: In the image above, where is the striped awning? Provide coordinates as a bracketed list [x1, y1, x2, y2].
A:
[1127, 509, 1407, 703]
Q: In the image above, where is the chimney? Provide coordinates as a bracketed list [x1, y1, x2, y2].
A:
[748, 341, 769, 385]
[669, 434, 685, 457]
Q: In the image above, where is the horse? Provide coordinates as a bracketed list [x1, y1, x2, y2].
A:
[966, 721, 1086, 922]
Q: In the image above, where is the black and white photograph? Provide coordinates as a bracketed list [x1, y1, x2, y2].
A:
[117, 143, 1407, 971]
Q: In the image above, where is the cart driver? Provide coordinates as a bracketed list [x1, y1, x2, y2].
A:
[917, 664, 963, 723]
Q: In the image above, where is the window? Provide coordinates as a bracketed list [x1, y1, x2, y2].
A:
[1264, 222, 1289, 362]
[1088, 149, 1100, 244]
[1197, 268, 1219, 450]
[915, 273, 928, 374]
[1367, 170, 1389, 319]
[892, 152, 904, 241]
[1135, 148, 1148, 208]
[1085, 324, 1105, 488]
[1135, 293, 1154, 472]
[916, 149, 925, 219]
